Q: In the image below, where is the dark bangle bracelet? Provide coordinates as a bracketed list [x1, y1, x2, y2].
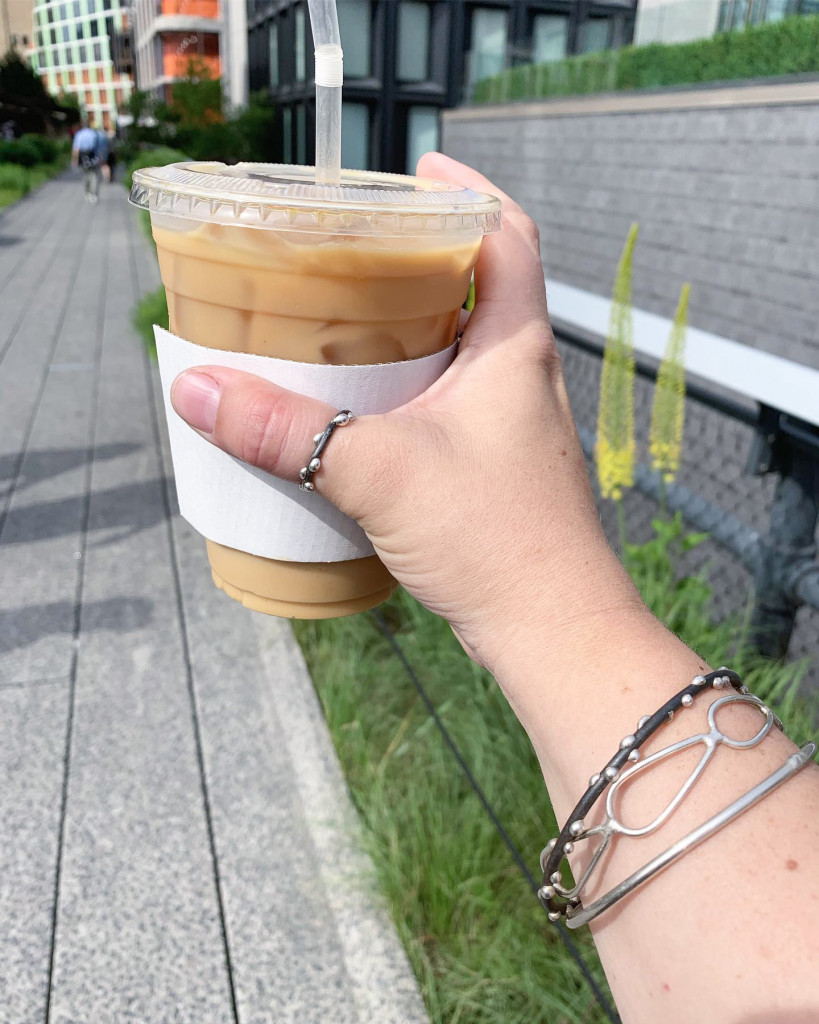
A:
[538, 668, 814, 928]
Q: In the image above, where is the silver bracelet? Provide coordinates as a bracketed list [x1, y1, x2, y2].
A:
[539, 670, 816, 929]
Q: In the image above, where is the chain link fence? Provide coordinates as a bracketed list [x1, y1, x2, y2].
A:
[556, 333, 819, 691]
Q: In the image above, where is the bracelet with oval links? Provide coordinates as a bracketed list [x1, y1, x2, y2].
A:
[539, 667, 755, 922]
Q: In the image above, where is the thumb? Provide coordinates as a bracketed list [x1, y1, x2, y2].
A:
[170, 366, 392, 523]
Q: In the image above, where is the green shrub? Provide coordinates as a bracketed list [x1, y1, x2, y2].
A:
[20, 133, 58, 164]
[473, 14, 819, 104]
[131, 284, 168, 359]
[124, 146, 190, 191]
[0, 163, 30, 193]
[0, 136, 41, 168]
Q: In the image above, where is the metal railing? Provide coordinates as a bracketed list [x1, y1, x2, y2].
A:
[555, 325, 819, 689]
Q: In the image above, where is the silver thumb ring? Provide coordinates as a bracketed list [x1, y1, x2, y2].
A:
[299, 411, 354, 492]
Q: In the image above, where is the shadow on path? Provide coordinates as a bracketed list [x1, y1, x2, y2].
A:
[0, 595, 154, 654]
[0, 444, 141, 499]
[1, 479, 173, 546]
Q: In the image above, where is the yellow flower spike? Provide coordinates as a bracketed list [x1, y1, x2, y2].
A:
[596, 223, 638, 501]
[649, 283, 690, 485]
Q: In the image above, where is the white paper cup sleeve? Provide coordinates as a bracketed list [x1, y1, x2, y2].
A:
[154, 326, 458, 562]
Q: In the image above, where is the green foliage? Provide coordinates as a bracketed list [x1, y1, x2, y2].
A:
[294, 528, 815, 1024]
[0, 48, 49, 99]
[0, 162, 29, 189]
[0, 162, 30, 197]
[21, 134, 58, 164]
[473, 14, 819, 104]
[0, 142, 70, 210]
[121, 57, 276, 166]
[162, 57, 222, 129]
[0, 136, 42, 167]
[131, 285, 168, 361]
[295, 590, 611, 1024]
[622, 515, 815, 732]
[596, 223, 637, 501]
[124, 146, 190, 192]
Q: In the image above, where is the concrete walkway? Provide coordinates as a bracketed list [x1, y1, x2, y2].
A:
[0, 174, 427, 1024]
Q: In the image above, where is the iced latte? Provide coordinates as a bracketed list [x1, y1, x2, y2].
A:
[131, 163, 500, 618]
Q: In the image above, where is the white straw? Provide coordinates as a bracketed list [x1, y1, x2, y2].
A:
[308, 0, 343, 184]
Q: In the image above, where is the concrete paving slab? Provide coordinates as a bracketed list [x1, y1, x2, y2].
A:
[0, 177, 67, 292]
[0, 177, 429, 1024]
[0, 196, 111, 685]
[48, 198, 234, 1023]
[0, 680, 69, 1024]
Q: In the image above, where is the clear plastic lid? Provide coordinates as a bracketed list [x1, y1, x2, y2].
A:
[130, 162, 502, 236]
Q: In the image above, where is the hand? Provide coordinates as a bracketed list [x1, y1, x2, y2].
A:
[170, 154, 638, 676]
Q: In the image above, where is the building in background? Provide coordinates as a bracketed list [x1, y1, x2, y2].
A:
[247, 0, 638, 175]
[1, 0, 35, 59]
[131, 1, 248, 111]
[635, 0, 818, 44]
[29, 0, 133, 129]
[634, 0, 720, 42]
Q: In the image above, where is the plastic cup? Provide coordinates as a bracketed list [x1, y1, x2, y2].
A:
[130, 162, 500, 619]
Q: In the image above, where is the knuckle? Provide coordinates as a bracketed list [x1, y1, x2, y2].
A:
[507, 208, 540, 251]
[523, 215, 541, 250]
[236, 387, 293, 473]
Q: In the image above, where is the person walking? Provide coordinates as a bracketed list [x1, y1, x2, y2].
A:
[71, 121, 104, 204]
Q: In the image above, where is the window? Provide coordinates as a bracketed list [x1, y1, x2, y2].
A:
[341, 102, 368, 170]
[532, 14, 568, 63]
[730, 0, 750, 26]
[337, 0, 370, 78]
[405, 106, 438, 175]
[763, 0, 793, 19]
[397, 1, 430, 82]
[297, 104, 307, 164]
[578, 17, 611, 53]
[717, 0, 732, 30]
[295, 5, 306, 81]
[93, 41, 102, 61]
[269, 21, 278, 86]
[283, 107, 292, 163]
[470, 8, 507, 85]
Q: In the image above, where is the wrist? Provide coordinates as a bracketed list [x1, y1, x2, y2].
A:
[477, 535, 645, 687]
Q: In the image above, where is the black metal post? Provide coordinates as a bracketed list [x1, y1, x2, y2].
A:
[750, 426, 819, 660]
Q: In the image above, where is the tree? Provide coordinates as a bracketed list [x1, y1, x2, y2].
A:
[0, 49, 49, 100]
[168, 58, 222, 129]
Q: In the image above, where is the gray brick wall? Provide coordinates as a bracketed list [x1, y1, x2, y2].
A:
[443, 95, 819, 369]
[443, 88, 819, 687]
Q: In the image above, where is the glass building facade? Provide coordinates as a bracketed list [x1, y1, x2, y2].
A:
[29, 0, 133, 130]
[247, 0, 638, 174]
[716, 0, 819, 30]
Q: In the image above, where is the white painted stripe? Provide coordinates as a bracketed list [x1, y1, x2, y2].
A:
[546, 280, 819, 427]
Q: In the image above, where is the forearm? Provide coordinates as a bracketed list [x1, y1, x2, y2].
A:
[489, 565, 819, 1024]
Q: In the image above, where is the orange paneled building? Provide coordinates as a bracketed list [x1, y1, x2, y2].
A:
[131, 0, 246, 108]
